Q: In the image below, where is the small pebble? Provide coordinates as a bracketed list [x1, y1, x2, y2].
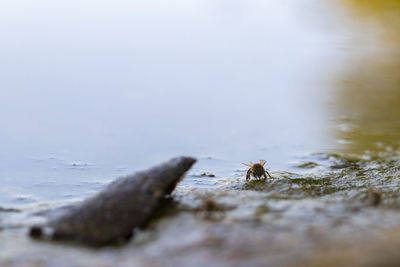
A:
[366, 188, 382, 206]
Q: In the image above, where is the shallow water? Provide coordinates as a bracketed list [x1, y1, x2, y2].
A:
[1, 0, 400, 266]
[0, 0, 346, 206]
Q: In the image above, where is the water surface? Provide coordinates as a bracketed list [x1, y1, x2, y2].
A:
[0, 0, 348, 206]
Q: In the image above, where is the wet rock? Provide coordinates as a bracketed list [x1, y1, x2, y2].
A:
[297, 161, 319, 169]
[198, 198, 223, 220]
[192, 172, 216, 178]
[190, 197, 232, 221]
[29, 157, 196, 247]
[29, 226, 43, 238]
[365, 188, 382, 206]
[0, 207, 20, 213]
[201, 198, 218, 212]
[200, 172, 216, 177]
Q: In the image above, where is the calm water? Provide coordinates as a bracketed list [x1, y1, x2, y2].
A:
[0, 0, 399, 207]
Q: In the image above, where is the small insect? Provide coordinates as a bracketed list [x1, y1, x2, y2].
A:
[242, 160, 273, 181]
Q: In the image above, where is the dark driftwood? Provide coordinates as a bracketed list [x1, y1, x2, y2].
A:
[30, 157, 196, 247]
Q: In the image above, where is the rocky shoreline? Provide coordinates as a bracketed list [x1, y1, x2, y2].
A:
[1, 153, 400, 266]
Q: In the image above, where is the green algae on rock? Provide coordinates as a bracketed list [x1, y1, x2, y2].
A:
[0, 207, 20, 213]
[29, 157, 196, 247]
[241, 152, 400, 204]
[297, 161, 320, 169]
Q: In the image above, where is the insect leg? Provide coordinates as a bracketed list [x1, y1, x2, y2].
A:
[265, 170, 273, 179]
[246, 169, 251, 181]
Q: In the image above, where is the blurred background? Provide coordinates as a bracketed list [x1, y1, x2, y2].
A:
[0, 0, 399, 205]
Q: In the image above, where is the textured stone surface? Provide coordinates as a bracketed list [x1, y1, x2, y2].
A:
[30, 157, 196, 247]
